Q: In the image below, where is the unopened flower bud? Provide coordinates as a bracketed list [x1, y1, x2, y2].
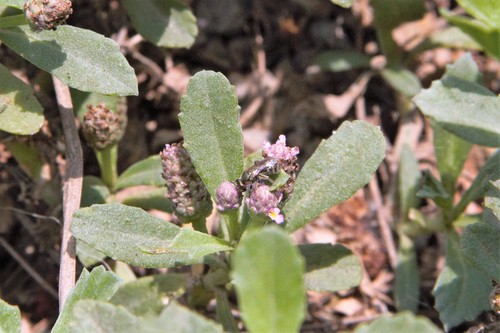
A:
[24, 0, 72, 31]
[160, 143, 212, 222]
[82, 103, 123, 150]
[216, 181, 242, 212]
[246, 184, 284, 224]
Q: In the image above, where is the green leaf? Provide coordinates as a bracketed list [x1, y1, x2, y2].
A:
[299, 244, 362, 292]
[120, 187, 173, 213]
[432, 231, 492, 331]
[457, 0, 500, 29]
[115, 155, 164, 191]
[0, 63, 44, 135]
[461, 210, 500, 282]
[417, 170, 450, 209]
[432, 122, 472, 197]
[52, 266, 122, 333]
[398, 145, 421, 220]
[313, 51, 370, 72]
[232, 227, 306, 333]
[380, 65, 421, 97]
[394, 234, 420, 313]
[179, 71, 244, 197]
[354, 312, 441, 333]
[121, 0, 197, 48]
[4, 140, 44, 180]
[485, 179, 500, 219]
[371, 0, 425, 62]
[427, 27, 481, 50]
[110, 274, 188, 316]
[76, 240, 107, 268]
[0, 299, 21, 333]
[330, 0, 353, 8]
[284, 121, 385, 232]
[81, 176, 110, 207]
[71, 203, 232, 268]
[158, 301, 224, 333]
[0, 1, 24, 9]
[414, 54, 500, 147]
[0, 25, 138, 96]
[441, 9, 500, 59]
[69, 300, 142, 333]
[453, 151, 500, 219]
[70, 300, 224, 333]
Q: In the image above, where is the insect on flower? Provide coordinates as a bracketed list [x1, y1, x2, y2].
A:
[237, 157, 281, 191]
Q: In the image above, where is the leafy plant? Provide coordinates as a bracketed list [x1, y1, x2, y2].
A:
[392, 53, 500, 331]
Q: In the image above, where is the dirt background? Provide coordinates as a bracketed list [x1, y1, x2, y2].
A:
[0, 0, 499, 332]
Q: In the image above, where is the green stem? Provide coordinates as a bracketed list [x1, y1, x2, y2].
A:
[95, 145, 118, 189]
[214, 288, 239, 333]
[0, 14, 27, 29]
[221, 210, 239, 243]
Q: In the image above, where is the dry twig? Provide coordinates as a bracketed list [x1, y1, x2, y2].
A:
[53, 77, 82, 310]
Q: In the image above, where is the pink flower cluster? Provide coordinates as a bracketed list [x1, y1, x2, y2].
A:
[262, 135, 299, 162]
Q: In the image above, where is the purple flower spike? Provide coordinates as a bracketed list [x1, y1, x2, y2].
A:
[262, 135, 299, 162]
[216, 181, 242, 212]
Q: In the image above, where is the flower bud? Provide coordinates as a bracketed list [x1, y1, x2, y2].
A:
[215, 181, 242, 212]
[82, 103, 124, 150]
[246, 184, 284, 224]
[160, 143, 212, 222]
[24, 0, 72, 31]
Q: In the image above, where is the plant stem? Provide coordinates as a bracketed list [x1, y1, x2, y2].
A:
[221, 210, 239, 243]
[53, 76, 82, 311]
[95, 145, 118, 189]
[0, 14, 26, 29]
[215, 287, 239, 333]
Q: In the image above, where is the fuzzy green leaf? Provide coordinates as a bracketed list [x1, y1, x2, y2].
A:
[81, 176, 109, 207]
[432, 231, 492, 331]
[354, 312, 441, 333]
[121, 0, 197, 48]
[232, 227, 306, 333]
[300, 244, 362, 292]
[158, 301, 224, 333]
[0, 1, 24, 9]
[398, 145, 421, 220]
[0, 63, 44, 135]
[0, 299, 21, 333]
[72, 203, 232, 268]
[76, 240, 107, 268]
[52, 266, 122, 333]
[414, 54, 500, 147]
[380, 65, 421, 97]
[313, 51, 370, 72]
[461, 213, 500, 282]
[394, 235, 420, 313]
[120, 187, 173, 213]
[110, 274, 188, 316]
[115, 155, 164, 191]
[0, 25, 138, 96]
[432, 122, 472, 197]
[457, 0, 500, 29]
[284, 121, 385, 232]
[441, 9, 500, 59]
[179, 71, 244, 197]
[70, 300, 142, 333]
[453, 151, 500, 219]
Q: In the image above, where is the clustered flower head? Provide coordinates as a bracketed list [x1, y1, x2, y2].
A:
[24, 0, 72, 31]
[160, 142, 212, 223]
[82, 103, 124, 151]
[215, 181, 242, 212]
[246, 184, 284, 224]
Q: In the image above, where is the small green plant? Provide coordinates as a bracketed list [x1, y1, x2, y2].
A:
[59, 70, 385, 332]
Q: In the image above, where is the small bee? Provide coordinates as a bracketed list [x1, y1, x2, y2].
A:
[237, 157, 281, 191]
